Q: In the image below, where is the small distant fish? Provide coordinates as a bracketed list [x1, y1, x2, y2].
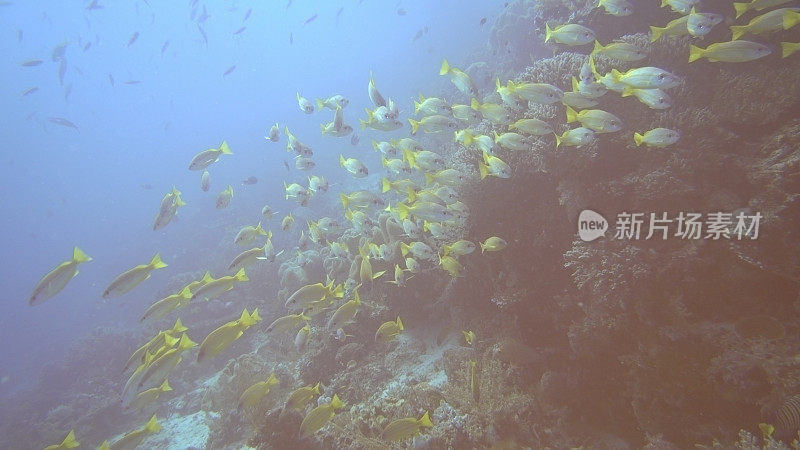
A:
[283, 160, 290, 171]
[64, 83, 72, 101]
[20, 59, 43, 67]
[17, 29, 22, 42]
[108, 73, 115, 86]
[289, 33, 293, 45]
[140, 183, 153, 190]
[51, 42, 68, 61]
[22, 87, 38, 96]
[242, 176, 258, 185]
[286, 0, 292, 9]
[161, 40, 170, 55]
[47, 117, 80, 131]
[244, 7, 252, 21]
[397, 7, 407, 15]
[412, 29, 424, 41]
[223, 65, 236, 77]
[127, 31, 139, 47]
[233, 26, 246, 35]
[198, 24, 207, 46]
[480, 17, 487, 26]
[85, 0, 103, 10]
[350, 134, 360, 145]
[124, 80, 140, 85]
[197, 5, 209, 22]
[303, 14, 317, 25]
[83, 41, 91, 52]
[58, 60, 67, 85]
[336, 7, 343, 24]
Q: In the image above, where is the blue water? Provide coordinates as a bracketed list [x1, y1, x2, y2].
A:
[0, 0, 495, 395]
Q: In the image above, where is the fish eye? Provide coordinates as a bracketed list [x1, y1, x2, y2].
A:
[657, 73, 665, 79]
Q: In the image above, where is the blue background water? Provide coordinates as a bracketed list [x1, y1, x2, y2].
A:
[0, 0, 495, 396]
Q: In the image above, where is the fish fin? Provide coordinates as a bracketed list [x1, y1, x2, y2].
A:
[439, 58, 450, 75]
[554, 132, 562, 147]
[235, 268, 249, 282]
[470, 97, 480, 111]
[315, 98, 324, 110]
[372, 270, 385, 280]
[688, 44, 704, 63]
[149, 253, 168, 269]
[145, 414, 161, 433]
[545, 23, 553, 42]
[591, 40, 603, 56]
[381, 177, 392, 193]
[419, 411, 433, 427]
[340, 193, 350, 209]
[733, 2, 748, 19]
[565, 105, 578, 123]
[729, 25, 746, 41]
[408, 118, 419, 134]
[478, 162, 489, 180]
[219, 140, 232, 154]
[73, 246, 92, 263]
[633, 132, 643, 146]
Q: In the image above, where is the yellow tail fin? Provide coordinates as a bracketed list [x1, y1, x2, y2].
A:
[545, 23, 553, 42]
[149, 253, 168, 269]
[565, 105, 578, 123]
[235, 268, 249, 282]
[219, 140, 232, 154]
[730, 25, 747, 41]
[381, 178, 392, 193]
[144, 414, 161, 433]
[733, 2, 748, 19]
[408, 118, 420, 134]
[633, 132, 643, 146]
[688, 44, 704, 63]
[439, 58, 450, 75]
[61, 430, 79, 449]
[72, 246, 92, 263]
[649, 26, 664, 43]
[782, 41, 800, 58]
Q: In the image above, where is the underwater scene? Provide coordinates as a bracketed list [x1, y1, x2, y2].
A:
[1, 0, 800, 448]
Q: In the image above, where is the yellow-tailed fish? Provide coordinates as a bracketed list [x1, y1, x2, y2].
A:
[105, 414, 161, 450]
[29, 246, 92, 306]
[610, 67, 680, 89]
[414, 94, 451, 116]
[555, 127, 596, 147]
[480, 236, 507, 253]
[286, 382, 321, 411]
[201, 170, 211, 191]
[285, 280, 344, 309]
[299, 394, 345, 438]
[103, 253, 167, 299]
[228, 245, 266, 272]
[191, 268, 248, 301]
[188, 140, 232, 170]
[266, 312, 310, 334]
[234, 222, 268, 246]
[565, 106, 622, 133]
[439, 58, 478, 97]
[730, 7, 800, 40]
[597, 0, 632, 16]
[463, 330, 476, 346]
[621, 87, 672, 109]
[43, 430, 79, 450]
[368, 71, 386, 107]
[140, 286, 192, 322]
[375, 316, 404, 341]
[661, 0, 699, 14]
[339, 154, 369, 178]
[509, 118, 553, 136]
[128, 379, 171, 412]
[561, 91, 598, 109]
[315, 94, 349, 110]
[470, 98, 510, 125]
[506, 80, 563, 104]
[687, 8, 724, 37]
[633, 128, 681, 147]
[443, 240, 476, 257]
[138, 334, 196, 391]
[281, 213, 295, 231]
[296, 92, 314, 113]
[590, 40, 646, 61]
[478, 150, 511, 179]
[216, 185, 233, 209]
[382, 411, 433, 441]
[689, 40, 772, 62]
[408, 115, 459, 134]
[295, 324, 311, 352]
[493, 131, 529, 151]
[544, 23, 595, 46]
[238, 373, 279, 410]
[649, 16, 691, 42]
[439, 254, 464, 277]
[734, 0, 793, 19]
[197, 308, 261, 362]
[267, 123, 280, 142]
[782, 41, 800, 57]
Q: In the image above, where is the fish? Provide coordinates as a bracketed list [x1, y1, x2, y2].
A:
[286, 383, 321, 410]
[493, 131, 529, 151]
[244, 8, 252, 21]
[565, 106, 623, 133]
[783, 41, 800, 57]
[610, 67, 680, 89]
[262, 205, 276, 219]
[123, 80, 140, 85]
[20, 59, 42, 67]
[480, 236, 507, 253]
[633, 128, 681, 147]
[408, 115, 458, 134]
[299, 395, 345, 437]
[267, 123, 280, 142]
[242, 176, 258, 185]
[686, 8, 723, 37]
[51, 42, 68, 61]
[424, 168, 466, 186]
[188, 141, 233, 170]
[228, 246, 266, 272]
[303, 14, 317, 25]
[29, 247, 92, 306]
[661, 0, 699, 14]
[266, 312, 310, 334]
[128, 379, 171, 412]
[478, 150, 512, 179]
[470, 98, 510, 125]
[63, 83, 72, 102]
[102, 415, 161, 450]
[598, 0, 632, 16]
[153, 187, 186, 230]
[316, 94, 349, 110]
[295, 324, 311, 351]
[621, 87, 672, 109]
[201, 170, 210, 191]
[340, 190, 383, 209]
[192, 269, 249, 302]
[281, 213, 295, 231]
[590, 40, 646, 62]
[689, 40, 772, 63]
[375, 316, 404, 341]
[238, 373, 279, 410]
[397, 7, 407, 15]
[102, 253, 167, 298]
[161, 40, 170, 55]
[83, 42, 91, 52]
[140, 287, 192, 322]
[544, 23, 595, 46]
[223, 65, 236, 77]
[443, 240, 476, 257]
[555, 127, 595, 147]
[295, 156, 316, 170]
[85, 0, 103, 9]
[196, 308, 261, 362]
[731, 8, 800, 40]
[509, 118, 554, 136]
[368, 72, 386, 107]
[235, 222, 267, 246]
[198, 24, 208, 46]
[396, 201, 450, 222]
[339, 155, 369, 178]
[43, 430, 79, 450]
[650, 16, 691, 42]
[297, 92, 314, 113]
[289, 33, 293, 45]
[216, 185, 234, 209]
[480, 17, 487, 25]
[414, 94, 451, 116]
[21, 87, 38, 96]
[439, 58, 478, 97]
[734, 0, 794, 19]
[382, 411, 433, 441]
[506, 80, 564, 104]
[127, 31, 139, 47]
[233, 26, 246, 35]
[463, 330, 476, 346]
[108, 73, 115, 86]
[439, 253, 464, 277]
[47, 117, 79, 131]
